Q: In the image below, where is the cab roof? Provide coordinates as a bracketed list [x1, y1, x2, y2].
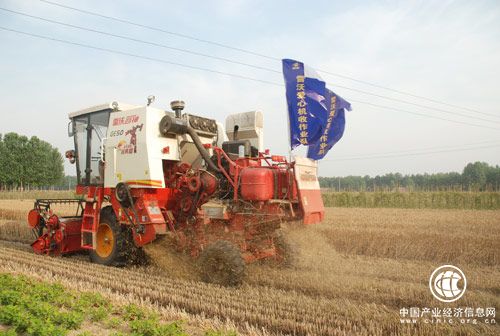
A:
[68, 102, 140, 119]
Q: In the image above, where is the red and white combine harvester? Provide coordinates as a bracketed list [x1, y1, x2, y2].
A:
[27, 99, 324, 285]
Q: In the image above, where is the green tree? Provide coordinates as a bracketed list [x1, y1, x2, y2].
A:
[0, 132, 64, 189]
[47, 148, 64, 185]
[0, 134, 5, 188]
[1, 133, 27, 188]
[485, 165, 500, 191]
[463, 162, 489, 191]
[318, 162, 500, 192]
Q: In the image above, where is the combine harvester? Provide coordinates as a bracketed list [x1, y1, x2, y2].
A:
[27, 99, 324, 285]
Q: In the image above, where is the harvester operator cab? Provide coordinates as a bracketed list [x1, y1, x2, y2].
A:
[68, 107, 112, 186]
[67, 100, 223, 189]
[68, 102, 144, 187]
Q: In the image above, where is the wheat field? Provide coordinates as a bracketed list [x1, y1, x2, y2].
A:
[322, 191, 500, 209]
[0, 200, 499, 335]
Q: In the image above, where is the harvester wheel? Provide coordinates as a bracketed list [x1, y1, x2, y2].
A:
[199, 240, 245, 286]
[90, 206, 129, 266]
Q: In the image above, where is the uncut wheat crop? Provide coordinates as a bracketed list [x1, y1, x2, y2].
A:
[0, 199, 79, 243]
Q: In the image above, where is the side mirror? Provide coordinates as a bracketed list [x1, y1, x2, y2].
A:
[65, 150, 76, 164]
[68, 121, 74, 137]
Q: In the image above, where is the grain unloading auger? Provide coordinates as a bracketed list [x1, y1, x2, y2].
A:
[27, 99, 324, 285]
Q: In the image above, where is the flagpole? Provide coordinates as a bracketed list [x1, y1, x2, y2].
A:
[282, 60, 293, 162]
[286, 104, 292, 162]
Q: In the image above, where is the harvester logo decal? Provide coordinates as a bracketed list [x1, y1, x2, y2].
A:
[113, 114, 139, 126]
[117, 123, 143, 154]
[300, 170, 316, 181]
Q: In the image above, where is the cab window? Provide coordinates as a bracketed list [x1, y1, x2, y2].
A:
[72, 110, 110, 185]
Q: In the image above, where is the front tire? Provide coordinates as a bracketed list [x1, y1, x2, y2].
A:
[90, 206, 128, 266]
[199, 240, 245, 286]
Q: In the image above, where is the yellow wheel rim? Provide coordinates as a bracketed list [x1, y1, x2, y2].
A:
[96, 223, 114, 258]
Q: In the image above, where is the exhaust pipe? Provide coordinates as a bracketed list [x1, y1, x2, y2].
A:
[186, 127, 220, 173]
[233, 125, 239, 140]
[159, 100, 220, 173]
[171, 100, 184, 118]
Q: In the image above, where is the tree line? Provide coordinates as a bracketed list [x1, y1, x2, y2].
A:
[319, 162, 500, 192]
[1, 131, 498, 192]
[0, 133, 64, 190]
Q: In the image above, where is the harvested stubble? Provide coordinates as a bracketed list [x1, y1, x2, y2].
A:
[0, 241, 400, 335]
[320, 208, 500, 266]
[0, 249, 243, 336]
[0, 205, 499, 335]
[143, 236, 199, 281]
[246, 210, 499, 309]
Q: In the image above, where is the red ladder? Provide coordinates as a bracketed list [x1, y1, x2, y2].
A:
[80, 188, 103, 250]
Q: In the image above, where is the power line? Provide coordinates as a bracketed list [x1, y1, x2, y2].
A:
[4, 6, 500, 125]
[1, 25, 500, 133]
[315, 69, 497, 118]
[349, 99, 500, 131]
[0, 26, 281, 86]
[2, 25, 499, 162]
[37, 0, 276, 60]
[37, 0, 498, 119]
[332, 84, 500, 124]
[0, 7, 276, 74]
[323, 143, 500, 161]
[331, 140, 500, 158]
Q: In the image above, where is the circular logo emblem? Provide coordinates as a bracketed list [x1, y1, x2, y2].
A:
[429, 265, 467, 302]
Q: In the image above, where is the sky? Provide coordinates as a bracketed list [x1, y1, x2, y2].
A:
[0, 0, 499, 177]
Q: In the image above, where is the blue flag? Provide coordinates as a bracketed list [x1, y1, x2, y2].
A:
[282, 59, 352, 160]
[307, 89, 351, 160]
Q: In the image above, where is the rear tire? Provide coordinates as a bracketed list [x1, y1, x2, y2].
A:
[90, 206, 129, 266]
[199, 240, 245, 286]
